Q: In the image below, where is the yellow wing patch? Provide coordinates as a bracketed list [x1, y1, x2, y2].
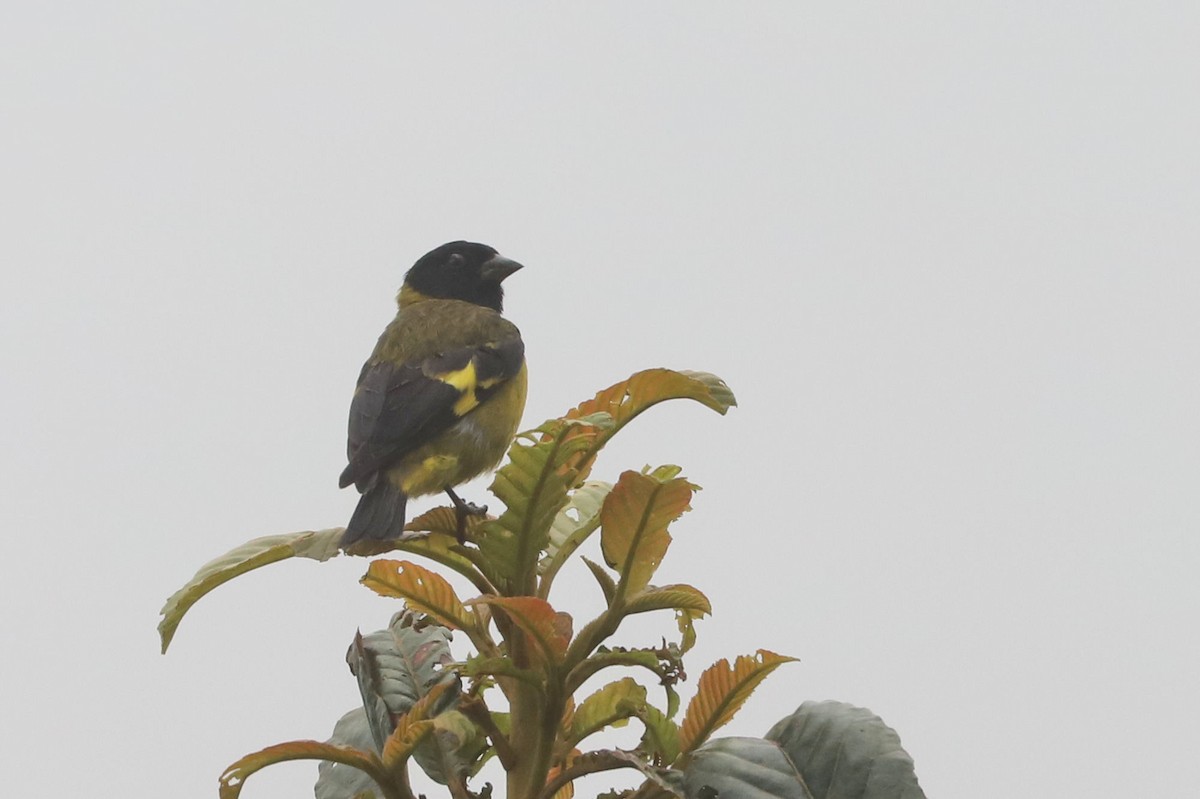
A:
[433, 360, 481, 417]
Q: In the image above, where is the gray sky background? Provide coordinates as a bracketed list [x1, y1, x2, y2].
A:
[2, 4, 1197, 797]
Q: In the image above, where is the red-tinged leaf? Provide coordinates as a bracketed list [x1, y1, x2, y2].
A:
[601, 471, 694, 595]
[405, 506, 486, 539]
[469, 596, 571, 664]
[381, 718, 434, 772]
[560, 369, 737, 483]
[361, 560, 472, 631]
[220, 741, 391, 799]
[158, 527, 343, 653]
[677, 650, 798, 756]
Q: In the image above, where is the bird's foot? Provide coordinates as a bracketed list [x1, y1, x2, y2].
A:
[445, 487, 488, 543]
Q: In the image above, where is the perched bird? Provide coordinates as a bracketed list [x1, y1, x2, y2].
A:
[339, 241, 528, 548]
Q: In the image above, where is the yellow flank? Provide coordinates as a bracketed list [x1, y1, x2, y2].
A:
[384, 363, 527, 499]
[436, 360, 481, 416]
[398, 454, 459, 495]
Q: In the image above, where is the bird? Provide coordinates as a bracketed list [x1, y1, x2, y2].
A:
[339, 241, 528, 549]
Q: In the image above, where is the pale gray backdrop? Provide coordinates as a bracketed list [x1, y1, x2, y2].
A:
[2, 4, 1197, 797]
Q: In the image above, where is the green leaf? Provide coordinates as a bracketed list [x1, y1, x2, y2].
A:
[582, 556, 617, 606]
[678, 650, 798, 756]
[317, 710, 387, 799]
[764, 702, 926, 799]
[157, 527, 343, 653]
[569, 677, 648, 748]
[601, 471, 694, 596]
[682, 737, 811, 799]
[638, 704, 681, 766]
[625, 584, 711, 617]
[346, 611, 466, 785]
[560, 369, 737, 485]
[479, 414, 613, 594]
[461, 654, 543, 687]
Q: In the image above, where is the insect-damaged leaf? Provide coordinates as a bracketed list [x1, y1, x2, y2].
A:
[346, 611, 468, 785]
[559, 369, 737, 484]
[361, 560, 474, 631]
[540, 479, 613, 581]
[601, 470, 694, 595]
[678, 650, 798, 756]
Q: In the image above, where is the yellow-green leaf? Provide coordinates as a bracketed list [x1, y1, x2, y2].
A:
[637, 704, 681, 766]
[677, 650, 798, 756]
[361, 560, 473, 631]
[569, 677, 649, 748]
[220, 740, 388, 799]
[158, 527, 343, 653]
[469, 596, 572, 664]
[479, 415, 613, 594]
[624, 584, 712, 617]
[675, 608, 703, 654]
[601, 471, 693, 596]
[560, 369, 737, 484]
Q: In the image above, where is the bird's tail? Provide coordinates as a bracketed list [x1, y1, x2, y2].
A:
[342, 480, 408, 548]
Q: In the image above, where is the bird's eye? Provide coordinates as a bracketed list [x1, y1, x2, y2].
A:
[447, 254, 465, 268]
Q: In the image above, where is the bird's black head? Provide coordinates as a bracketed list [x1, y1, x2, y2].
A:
[402, 241, 523, 312]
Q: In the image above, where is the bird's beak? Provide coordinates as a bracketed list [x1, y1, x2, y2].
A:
[481, 255, 524, 283]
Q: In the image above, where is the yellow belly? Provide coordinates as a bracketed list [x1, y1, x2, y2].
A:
[385, 363, 528, 497]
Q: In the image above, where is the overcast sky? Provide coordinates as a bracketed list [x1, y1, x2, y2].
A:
[2, 4, 1197, 797]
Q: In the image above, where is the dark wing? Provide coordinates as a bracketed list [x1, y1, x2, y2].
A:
[339, 337, 525, 489]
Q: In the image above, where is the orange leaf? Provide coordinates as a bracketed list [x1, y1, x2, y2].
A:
[361, 560, 472, 630]
[220, 741, 387, 799]
[469, 596, 571, 664]
[405, 506, 488, 539]
[559, 369, 736, 483]
[601, 471, 693, 595]
[678, 650, 798, 755]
